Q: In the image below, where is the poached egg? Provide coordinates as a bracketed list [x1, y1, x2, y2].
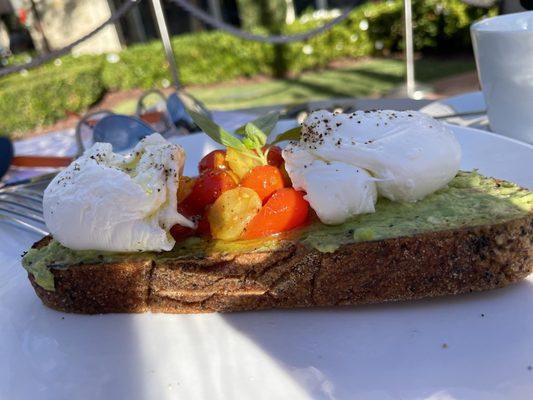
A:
[283, 110, 461, 225]
[43, 133, 194, 252]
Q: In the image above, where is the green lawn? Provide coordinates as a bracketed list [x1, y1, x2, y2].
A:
[114, 57, 475, 114]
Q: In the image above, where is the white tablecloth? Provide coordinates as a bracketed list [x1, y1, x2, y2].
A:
[5, 111, 258, 184]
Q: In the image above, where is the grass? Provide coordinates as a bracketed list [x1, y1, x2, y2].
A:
[113, 57, 475, 114]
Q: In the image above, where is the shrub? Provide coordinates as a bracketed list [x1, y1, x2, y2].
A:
[0, 59, 104, 135]
[101, 0, 494, 88]
[0, 0, 495, 135]
[282, 0, 496, 74]
[101, 31, 272, 88]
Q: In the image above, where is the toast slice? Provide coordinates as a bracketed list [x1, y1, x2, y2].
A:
[22, 172, 533, 314]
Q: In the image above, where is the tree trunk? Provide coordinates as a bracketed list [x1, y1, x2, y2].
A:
[236, 0, 289, 78]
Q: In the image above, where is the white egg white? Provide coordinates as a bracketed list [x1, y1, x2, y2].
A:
[283, 109, 461, 225]
[43, 133, 194, 252]
[283, 144, 377, 225]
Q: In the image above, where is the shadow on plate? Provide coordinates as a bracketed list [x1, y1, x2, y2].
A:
[220, 280, 533, 400]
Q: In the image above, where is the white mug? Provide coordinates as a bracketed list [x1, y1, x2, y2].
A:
[471, 11, 533, 144]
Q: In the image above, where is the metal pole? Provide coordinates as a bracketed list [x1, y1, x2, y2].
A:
[403, 0, 415, 99]
[151, 0, 181, 88]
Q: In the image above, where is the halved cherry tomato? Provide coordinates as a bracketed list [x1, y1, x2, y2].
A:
[171, 204, 211, 242]
[177, 176, 197, 202]
[170, 223, 195, 241]
[171, 202, 198, 241]
[279, 162, 292, 187]
[225, 147, 262, 179]
[198, 150, 227, 174]
[262, 145, 283, 167]
[241, 188, 309, 239]
[183, 169, 237, 214]
[196, 208, 211, 236]
[241, 165, 285, 202]
[208, 187, 262, 240]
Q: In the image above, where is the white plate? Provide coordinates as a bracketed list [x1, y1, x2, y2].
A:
[421, 91, 491, 132]
[1, 125, 532, 400]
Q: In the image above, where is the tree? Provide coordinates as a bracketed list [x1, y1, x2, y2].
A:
[236, 0, 289, 78]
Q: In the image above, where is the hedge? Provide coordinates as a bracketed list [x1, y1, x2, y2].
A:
[0, 59, 105, 135]
[101, 31, 272, 89]
[101, 0, 495, 88]
[0, 0, 495, 135]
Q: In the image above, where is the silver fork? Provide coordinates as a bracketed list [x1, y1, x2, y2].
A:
[0, 174, 54, 235]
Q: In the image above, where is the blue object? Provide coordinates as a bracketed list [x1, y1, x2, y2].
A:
[92, 115, 154, 152]
[0, 137, 14, 180]
[166, 92, 196, 131]
[135, 89, 211, 135]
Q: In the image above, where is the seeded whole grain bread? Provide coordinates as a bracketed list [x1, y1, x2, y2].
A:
[28, 215, 532, 314]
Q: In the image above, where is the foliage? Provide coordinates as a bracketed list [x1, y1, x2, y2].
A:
[101, 31, 271, 89]
[0, 59, 104, 135]
[235, 0, 289, 77]
[0, 0, 495, 135]
[283, 0, 496, 74]
[236, 0, 287, 31]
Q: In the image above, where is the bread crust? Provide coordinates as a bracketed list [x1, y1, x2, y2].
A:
[28, 216, 533, 314]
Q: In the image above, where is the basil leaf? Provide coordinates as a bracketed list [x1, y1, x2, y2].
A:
[188, 110, 246, 151]
[244, 123, 267, 147]
[242, 136, 257, 150]
[236, 111, 280, 136]
[270, 126, 301, 144]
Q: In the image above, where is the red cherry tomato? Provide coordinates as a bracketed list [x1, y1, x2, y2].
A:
[198, 150, 227, 174]
[241, 188, 309, 239]
[170, 224, 195, 242]
[241, 165, 285, 203]
[182, 169, 237, 214]
[171, 204, 212, 241]
[262, 145, 283, 167]
[196, 209, 211, 236]
[279, 162, 292, 187]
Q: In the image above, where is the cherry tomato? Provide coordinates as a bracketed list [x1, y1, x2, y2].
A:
[262, 145, 283, 167]
[183, 169, 237, 214]
[171, 202, 198, 241]
[241, 165, 285, 203]
[208, 187, 262, 240]
[198, 150, 227, 174]
[279, 162, 292, 187]
[177, 176, 197, 202]
[170, 223, 195, 242]
[171, 203, 212, 242]
[241, 188, 309, 239]
[196, 209, 211, 236]
[177, 200, 197, 218]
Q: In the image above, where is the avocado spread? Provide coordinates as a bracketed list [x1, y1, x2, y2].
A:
[22, 171, 532, 291]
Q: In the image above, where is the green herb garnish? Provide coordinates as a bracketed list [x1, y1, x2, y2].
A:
[187, 109, 302, 164]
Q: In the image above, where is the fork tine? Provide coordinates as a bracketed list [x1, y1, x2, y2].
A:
[0, 192, 43, 207]
[0, 206, 45, 224]
[0, 173, 51, 234]
[1, 173, 56, 189]
[0, 213, 48, 235]
[0, 191, 43, 204]
[0, 198, 43, 214]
